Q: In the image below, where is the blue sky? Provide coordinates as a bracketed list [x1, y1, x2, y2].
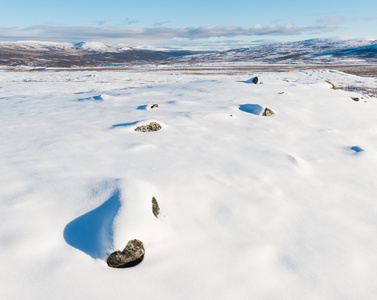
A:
[0, 0, 376, 49]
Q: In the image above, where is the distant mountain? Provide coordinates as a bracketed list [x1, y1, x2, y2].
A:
[319, 43, 377, 59]
[0, 41, 205, 68]
[0, 38, 376, 68]
[174, 38, 377, 64]
[74, 41, 119, 52]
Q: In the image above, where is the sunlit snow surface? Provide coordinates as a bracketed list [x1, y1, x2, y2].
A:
[1, 69, 377, 299]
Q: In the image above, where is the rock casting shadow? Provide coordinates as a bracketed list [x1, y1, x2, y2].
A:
[239, 104, 263, 115]
[63, 190, 121, 259]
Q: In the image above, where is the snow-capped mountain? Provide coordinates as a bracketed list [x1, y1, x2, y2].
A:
[0, 38, 376, 68]
[0, 41, 203, 67]
[175, 38, 377, 64]
[0, 40, 74, 51]
[319, 43, 377, 58]
[74, 41, 119, 52]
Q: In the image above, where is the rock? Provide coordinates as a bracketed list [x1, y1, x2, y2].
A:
[107, 239, 145, 268]
[152, 197, 160, 218]
[262, 107, 274, 116]
[245, 76, 259, 84]
[150, 104, 159, 109]
[134, 122, 162, 132]
[351, 97, 360, 101]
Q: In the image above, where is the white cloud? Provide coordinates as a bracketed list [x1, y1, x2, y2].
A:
[252, 23, 263, 30]
[285, 23, 295, 30]
[0, 19, 346, 46]
[325, 16, 346, 28]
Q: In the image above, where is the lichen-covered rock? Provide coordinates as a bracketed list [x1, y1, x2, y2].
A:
[107, 239, 145, 268]
[262, 107, 274, 116]
[134, 122, 162, 132]
[152, 197, 160, 218]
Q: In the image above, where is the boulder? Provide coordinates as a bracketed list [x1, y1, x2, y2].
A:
[150, 104, 159, 109]
[134, 122, 162, 132]
[152, 197, 160, 218]
[107, 239, 145, 268]
[262, 107, 274, 116]
[351, 97, 360, 101]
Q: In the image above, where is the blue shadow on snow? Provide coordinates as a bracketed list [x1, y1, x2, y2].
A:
[110, 121, 139, 129]
[239, 104, 263, 115]
[137, 105, 148, 110]
[63, 190, 121, 259]
[351, 146, 364, 153]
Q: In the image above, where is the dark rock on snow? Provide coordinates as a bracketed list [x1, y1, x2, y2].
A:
[152, 197, 160, 218]
[134, 122, 162, 132]
[150, 104, 159, 109]
[262, 107, 274, 116]
[246, 76, 259, 84]
[107, 239, 145, 268]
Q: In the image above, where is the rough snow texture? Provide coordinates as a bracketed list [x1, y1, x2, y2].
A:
[1, 69, 377, 299]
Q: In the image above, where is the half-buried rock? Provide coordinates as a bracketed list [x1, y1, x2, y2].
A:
[134, 122, 162, 132]
[152, 197, 160, 218]
[107, 239, 145, 268]
[262, 107, 274, 116]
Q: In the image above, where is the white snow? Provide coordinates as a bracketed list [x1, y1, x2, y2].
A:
[1, 69, 377, 299]
[74, 41, 119, 52]
[0, 40, 74, 51]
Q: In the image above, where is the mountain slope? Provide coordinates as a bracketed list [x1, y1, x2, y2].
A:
[175, 38, 377, 64]
[1, 38, 377, 68]
[0, 41, 203, 67]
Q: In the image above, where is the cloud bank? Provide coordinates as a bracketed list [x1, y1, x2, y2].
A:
[0, 18, 346, 48]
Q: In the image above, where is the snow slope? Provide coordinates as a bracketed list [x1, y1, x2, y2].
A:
[74, 41, 119, 52]
[1, 69, 377, 299]
[177, 38, 377, 64]
[0, 40, 74, 51]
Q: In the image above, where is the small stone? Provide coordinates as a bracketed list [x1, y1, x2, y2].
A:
[262, 107, 274, 116]
[151, 104, 159, 109]
[107, 239, 145, 268]
[134, 122, 162, 132]
[351, 97, 360, 101]
[152, 197, 160, 218]
[245, 76, 259, 84]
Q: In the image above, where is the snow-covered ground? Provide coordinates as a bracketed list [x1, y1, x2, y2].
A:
[1, 69, 377, 299]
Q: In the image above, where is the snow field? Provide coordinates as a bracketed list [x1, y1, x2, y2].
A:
[1, 69, 377, 299]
